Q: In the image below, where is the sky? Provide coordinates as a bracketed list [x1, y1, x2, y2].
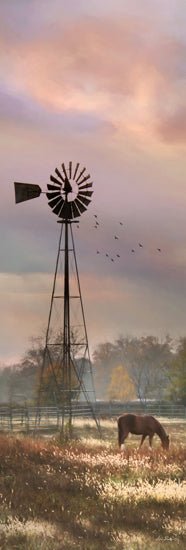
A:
[0, 0, 186, 363]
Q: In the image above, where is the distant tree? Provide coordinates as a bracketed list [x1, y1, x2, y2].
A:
[0, 362, 35, 404]
[93, 341, 118, 399]
[166, 337, 186, 405]
[93, 334, 173, 402]
[108, 365, 136, 401]
[37, 360, 80, 405]
[21, 335, 45, 373]
[113, 335, 173, 403]
[22, 329, 86, 405]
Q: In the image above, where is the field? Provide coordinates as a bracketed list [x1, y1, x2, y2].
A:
[0, 418, 185, 549]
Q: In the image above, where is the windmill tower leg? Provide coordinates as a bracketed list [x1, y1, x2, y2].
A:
[35, 221, 101, 437]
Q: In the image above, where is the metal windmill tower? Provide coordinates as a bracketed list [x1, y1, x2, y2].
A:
[14, 161, 101, 436]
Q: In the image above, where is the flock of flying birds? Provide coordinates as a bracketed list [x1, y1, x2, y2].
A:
[76, 214, 162, 264]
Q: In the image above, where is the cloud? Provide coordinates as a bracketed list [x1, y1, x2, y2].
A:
[157, 106, 186, 143]
[1, 269, 186, 363]
[1, 15, 185, 146]
[1, 4, 186, 363]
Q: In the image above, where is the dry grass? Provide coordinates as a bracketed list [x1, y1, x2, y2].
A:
[0, 418, 185, 549]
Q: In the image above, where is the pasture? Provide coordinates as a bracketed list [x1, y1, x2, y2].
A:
[0, 417, 185, 549]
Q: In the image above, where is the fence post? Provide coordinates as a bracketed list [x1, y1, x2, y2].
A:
[10, 405, 13, 431]
[25, 404, 30, 433]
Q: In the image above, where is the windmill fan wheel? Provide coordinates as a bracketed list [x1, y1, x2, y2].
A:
[47, 162, 93, 219]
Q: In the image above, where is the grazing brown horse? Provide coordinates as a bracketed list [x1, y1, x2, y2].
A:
[117, 413, 169, 451]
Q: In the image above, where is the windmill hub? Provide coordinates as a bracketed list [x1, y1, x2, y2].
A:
[62, 177, 78, 201]
[47, 162, 93, 220]
[63, 176, 72, 195]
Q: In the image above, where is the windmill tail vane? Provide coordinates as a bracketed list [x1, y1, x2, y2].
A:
[14, 182, 42, 203]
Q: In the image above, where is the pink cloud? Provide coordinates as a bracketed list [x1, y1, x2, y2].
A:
[0, 16, 185, 146]
[157, 107, 186, 143]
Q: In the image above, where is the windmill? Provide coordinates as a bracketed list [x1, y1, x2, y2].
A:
[14, 161, 101, 436]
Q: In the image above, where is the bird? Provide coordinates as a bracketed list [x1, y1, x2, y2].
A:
[116, 254, 120, 258]
[106, 253, 109, 257]
[96, 221, 99, 226]
[114, 236, 119, 240]
[157, 248, 162, 252]
[94, 214, 98, 218]
[119, 222, 123, 226]
[97, 250, 100, 254]
[111, 258, 114, 262]
[131, 249, 135, 253]
[139, 243, 143, 248]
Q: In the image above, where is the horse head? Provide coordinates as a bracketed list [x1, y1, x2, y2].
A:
[163, 434, 169, 449]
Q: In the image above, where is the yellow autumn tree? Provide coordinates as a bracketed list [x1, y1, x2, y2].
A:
[108, 365, 136, 401]
[36, 360, 80, 405]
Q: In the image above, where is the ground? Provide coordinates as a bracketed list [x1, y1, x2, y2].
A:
[0, 417, 185, 549]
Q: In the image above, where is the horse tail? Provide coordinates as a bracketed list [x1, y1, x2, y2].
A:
[117, 417, 122, 451]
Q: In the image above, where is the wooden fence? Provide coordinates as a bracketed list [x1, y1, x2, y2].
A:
[0, 401, 185, 433]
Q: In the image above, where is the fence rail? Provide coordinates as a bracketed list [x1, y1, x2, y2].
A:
[96, 401, 186, 419]
[0, 401, 185, 433]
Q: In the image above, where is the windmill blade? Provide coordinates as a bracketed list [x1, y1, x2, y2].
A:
[78, 194, 91, 207]
[47, 183, 62, 192]
[47, 191, 61, 201]
[77, 174, 90, 186]
[69, 161, 72, 179]
[14, 182, 41, 204]
[76, 167, 86, 183]
[48, 195, 63, 210]
[73, 162, 80, 180]
[77, 190, 93, 198]
[74, 197, 87, 214]
[71, 201, 81, 218]
[59, 201, 73, 219]
[50, 175, 62, 186]
[52, 197, 64, 216]
[55, 168, 65, 183]
[62, 163, 68, 179]
[57, 200, 67, 218]
[78, 182, 93, 191]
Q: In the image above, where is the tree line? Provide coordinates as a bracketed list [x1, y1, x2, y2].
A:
[0, 334, 185, 405]
[93, 335, 186, 404]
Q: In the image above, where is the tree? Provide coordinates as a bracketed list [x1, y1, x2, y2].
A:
[93, 341, 118, 399]
[114, 335, 173, 402]
[21, 335, 45, 373]
[166, 338, 186, 405]
[93, 334, 173, 402]
[37, 360, 80, 405]
[108, 365, 136, 401]
[22, 330, 86, 406]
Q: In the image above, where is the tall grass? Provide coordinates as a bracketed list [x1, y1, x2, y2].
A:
[0, 419, 185, 549]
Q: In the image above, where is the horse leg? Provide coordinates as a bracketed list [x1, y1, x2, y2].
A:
[149, 434, 153, 451]
[118, 419, 129, 451]
[120, 432, 128, 452]
[138, 433, 147, 450]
